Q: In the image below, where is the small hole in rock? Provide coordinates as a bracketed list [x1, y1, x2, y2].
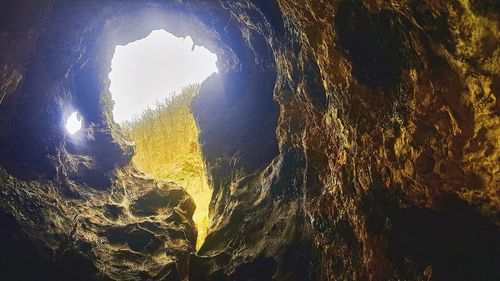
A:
[65, 111, 82, 135]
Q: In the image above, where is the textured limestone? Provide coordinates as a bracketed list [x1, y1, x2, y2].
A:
[0, 0, 499, 280]
[0, 166, 196, 280]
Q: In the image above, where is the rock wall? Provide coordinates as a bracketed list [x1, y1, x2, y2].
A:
[0, 0, 498, 280]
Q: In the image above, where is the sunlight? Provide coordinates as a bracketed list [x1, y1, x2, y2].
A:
[66, 111, 82, 135]
[108, 30, 216, 250]
[109, 29, 218, 124]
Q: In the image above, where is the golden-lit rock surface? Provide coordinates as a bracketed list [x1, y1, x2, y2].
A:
[0, 0, 499, 280]
[0, 165, 196, 280]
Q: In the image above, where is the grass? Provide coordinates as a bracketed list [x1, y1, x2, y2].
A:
[121, 84, 211, 250]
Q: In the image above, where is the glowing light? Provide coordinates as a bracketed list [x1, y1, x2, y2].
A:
[109, 30, 215, 250]
[109, 29, 218, 124]
[66, 111, 82, 135]
[123, 86, 211, 250]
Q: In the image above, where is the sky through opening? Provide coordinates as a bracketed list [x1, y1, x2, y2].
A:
[109, 29, 218, 123]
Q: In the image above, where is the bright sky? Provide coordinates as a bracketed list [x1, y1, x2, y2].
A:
[109, 29, 218, 123]
[66, 111, 82, 135]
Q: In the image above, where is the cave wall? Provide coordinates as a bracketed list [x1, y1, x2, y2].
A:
[0, 0, 499, 281]
[190, 0, 500, 280]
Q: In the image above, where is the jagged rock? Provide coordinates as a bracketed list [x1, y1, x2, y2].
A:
[0, 0, 499, 280]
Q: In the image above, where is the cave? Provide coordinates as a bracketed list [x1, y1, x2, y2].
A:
[106, 28, 217, 249]
[0, 1, 499, 281]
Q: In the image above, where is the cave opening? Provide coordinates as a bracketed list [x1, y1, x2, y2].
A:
[65, 111, 83, 135]
[107, 29, 218, 249]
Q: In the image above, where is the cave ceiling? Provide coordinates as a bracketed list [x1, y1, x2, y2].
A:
[0, 0, 499, 280]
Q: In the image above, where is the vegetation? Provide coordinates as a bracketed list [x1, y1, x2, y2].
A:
[121, 84, 211, 249]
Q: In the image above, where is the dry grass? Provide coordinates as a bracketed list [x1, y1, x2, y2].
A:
[121, 84, 211, 250]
